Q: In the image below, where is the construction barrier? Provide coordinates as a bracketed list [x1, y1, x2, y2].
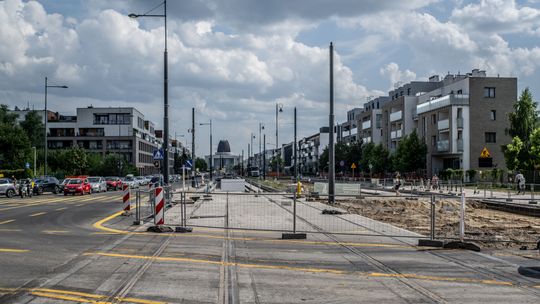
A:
[123, 184, 130, 211]
[154, 187, 164, 225]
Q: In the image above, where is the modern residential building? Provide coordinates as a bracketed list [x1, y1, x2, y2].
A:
[339, 108, 362, 143]
[415, 69, 517, 174]
[382, 77, 443, 152]
[45, 106, 177, 175]
[357, 96, 390, 145]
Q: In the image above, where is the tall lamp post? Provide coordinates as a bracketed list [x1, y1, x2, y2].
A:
[129, 0, 170, 184]
[200, 120, 212, 180]
[44, 77, 68, 176]
[275, 103, 283, 179]
[259, 123, 264, 178]
[250, 133, 255, 169]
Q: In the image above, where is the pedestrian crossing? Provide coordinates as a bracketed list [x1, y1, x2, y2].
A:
[0, 194, 122, 211]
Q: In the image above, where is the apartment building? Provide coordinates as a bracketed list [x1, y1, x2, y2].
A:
[415, 70, 516, 174]
[340, 108, 362, 143]
[46, 106, 176, 175]
[382, 78, 443, 152]
[357, 96, 389, 145]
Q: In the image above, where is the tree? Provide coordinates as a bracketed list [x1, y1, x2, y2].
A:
[0, 105, 32, 169]
[392, 130, 427, 173]
[64, 146, 89, 175]
[195, 157, 207, 171]
[504, 88, 539, 170]
[269, 155, 283, 172]
[20, 110, 45, 149]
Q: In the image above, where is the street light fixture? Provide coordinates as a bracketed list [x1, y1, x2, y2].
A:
[129, 0, 170, 184]
[259, 122, 265, 178]
[44, 77, 68, 177]
[200, 120, 212, 180]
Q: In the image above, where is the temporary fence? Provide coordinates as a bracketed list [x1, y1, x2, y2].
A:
[133, 185, 174, 225]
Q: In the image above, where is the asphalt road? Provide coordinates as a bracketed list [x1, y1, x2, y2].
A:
[0, 187, 539, 304]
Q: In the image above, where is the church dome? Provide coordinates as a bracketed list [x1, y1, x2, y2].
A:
[217, 140, 231, 153]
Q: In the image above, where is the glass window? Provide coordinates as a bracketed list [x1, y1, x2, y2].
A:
[484, 87, 496, 98]
[490, 110, 496, 120]
[485, 132, 496, 143]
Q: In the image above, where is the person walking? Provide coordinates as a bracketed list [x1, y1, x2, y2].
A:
[515, 171, 526, 195]
[394, 172, 402, 196]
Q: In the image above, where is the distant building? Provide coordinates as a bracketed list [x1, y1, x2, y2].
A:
[204, 140, 240, 173]
[43, 106, 177, 175]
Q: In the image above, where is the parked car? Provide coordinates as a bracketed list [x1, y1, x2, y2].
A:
[135, 176, 148, 186]
[123, 175, 139, 189]
[105, 177, 123, 190]
[59, 178, 71, 192]
[63, 178, 91, 195]
[0, 178, 17, 198]
[87, 176, 107, 193]
[33, 176, 61, 195]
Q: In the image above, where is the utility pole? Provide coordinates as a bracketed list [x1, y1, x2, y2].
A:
[329, 42, 335, 204]
[248, 143, 251, 168]
[241, 149, 244, 176]
[294, 107, 298, 182]
[191, 107, 196, 187]
[263, 134, 266, 180]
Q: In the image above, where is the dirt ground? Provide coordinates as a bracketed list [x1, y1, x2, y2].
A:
[329, 197, 540, 249]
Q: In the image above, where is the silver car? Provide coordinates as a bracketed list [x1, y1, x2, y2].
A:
[0, 178, 17, 198]
[87, 177, 107, 193]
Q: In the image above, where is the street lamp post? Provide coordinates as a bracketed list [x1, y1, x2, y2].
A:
[129, 0, 170, 184]
[259, 123, 264, 178]
[250, 133, 255, 170]
[275, 103, 283, 179]
[44, 77, 68, 177]
[200, 120, 212, 180]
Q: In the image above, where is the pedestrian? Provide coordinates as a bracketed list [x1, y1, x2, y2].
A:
[394, 172, 401, 196]
[515, 171, 526, 195]
[431, 174, 439, 191]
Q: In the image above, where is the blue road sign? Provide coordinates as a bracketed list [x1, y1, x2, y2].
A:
[153, 149, 164, 160]
[185, 160, 193, 168]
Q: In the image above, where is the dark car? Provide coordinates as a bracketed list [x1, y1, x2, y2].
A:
[33, 176, 61, 195]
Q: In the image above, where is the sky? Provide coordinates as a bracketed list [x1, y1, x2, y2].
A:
[1, 0, 540, 156]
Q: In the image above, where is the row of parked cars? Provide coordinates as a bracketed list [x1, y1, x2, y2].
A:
[0, 174, 168, 198]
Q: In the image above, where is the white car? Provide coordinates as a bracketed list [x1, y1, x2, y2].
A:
[87, 177, 107, 192]
[135, 176, 148, 186]
[123, 175, 139, 189]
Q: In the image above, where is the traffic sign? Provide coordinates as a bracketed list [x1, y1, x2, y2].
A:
[25, 162, 30, 169]
[153, 160, 160, 168]
[153, 149, 164, 160]
[185, 160, 193, 168]
[480, 147, 491, 158]
[351, 163, 357, 169]
[339, 160, 345, 167]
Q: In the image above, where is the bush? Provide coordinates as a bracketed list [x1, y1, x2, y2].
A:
[453, 169, 464, 181]
[466, 169, 477, 182]
[0, 169, 32, 179]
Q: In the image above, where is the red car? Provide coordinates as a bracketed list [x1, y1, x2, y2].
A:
[105, 176, 123, 191]
[64, 178, 91, 195]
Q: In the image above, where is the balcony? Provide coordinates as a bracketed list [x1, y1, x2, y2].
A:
[437, 140, 449, 152]
[390, 129, 402, 139]
[416, 94, 469, 115]
[362, 136, 371, 143]
[350, 127, 358, 136]
[457, 117, 463, 128]
[457, 139, 464, 152]
[389, 110, 402, 122]
[437, 119, 449, 130]
[362, 120, 371, 130]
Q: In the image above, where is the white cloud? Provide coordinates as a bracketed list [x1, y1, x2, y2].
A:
[451, 0, 540, 36]
[380, 63, 417, 89]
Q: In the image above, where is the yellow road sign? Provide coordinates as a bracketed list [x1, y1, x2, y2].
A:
[351, 163, 357, 169]
[480, 147, 491, 158]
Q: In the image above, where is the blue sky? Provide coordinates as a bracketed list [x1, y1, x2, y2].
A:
[1, 0, 539, 155]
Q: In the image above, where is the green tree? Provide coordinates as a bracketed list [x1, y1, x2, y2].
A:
[269, 155, 283, 172]
[0, 105, 32, 169]
[20, 110, 45, 149]
[64, 146, 89, 175]
[195, 157, 207, 171]
[504, 88, 538, 170]
[392, 130, 427, 172]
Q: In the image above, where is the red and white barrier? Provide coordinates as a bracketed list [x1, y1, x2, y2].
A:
[122, 184, 130, 212]
[154, 187, 164, 225]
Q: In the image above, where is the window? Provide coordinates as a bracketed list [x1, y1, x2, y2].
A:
[457, 108, 463, 118]
[94, 113, 131, 125]
[431, 114, 436, 124]
[484, 87, 496, 98]
[490, 110, 496, 120]
[457, 89, 462, 94]
[485, 132, 496, 143]
[431, 135, 437, 147]
[407, 88, 411, 95]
